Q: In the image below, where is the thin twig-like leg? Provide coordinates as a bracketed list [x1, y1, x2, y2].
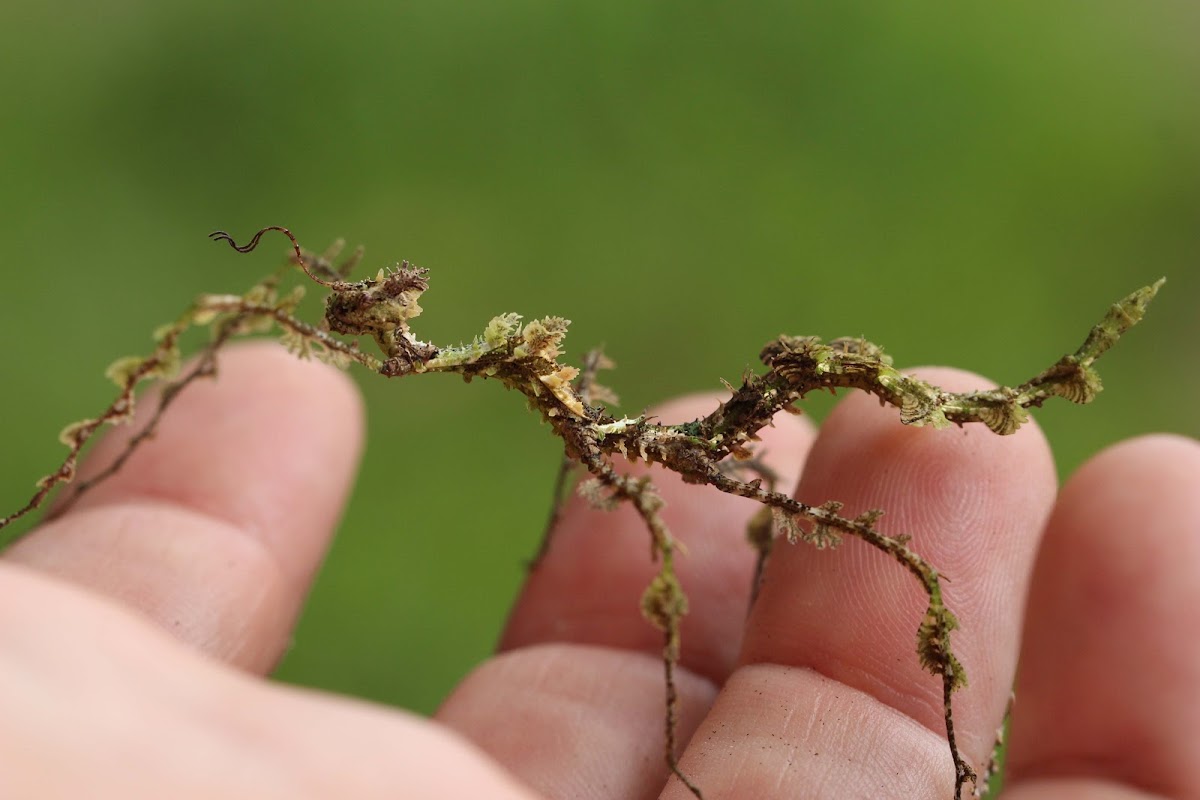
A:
[530, 348, 615, 569]
[1, 285, 378, 542]
[529, 455, 578, 569]
[577, 448, 704, 799]
[974, 691, 1013, 799]
[48, 327, 231, 518]
[717, 454, 781, 608]
[706, 468, 977, 799]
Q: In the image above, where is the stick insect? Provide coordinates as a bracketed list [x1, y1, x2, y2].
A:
[0, 227, 1163, 799]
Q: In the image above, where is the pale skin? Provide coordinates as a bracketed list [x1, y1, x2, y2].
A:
[2, 342, 1197, 799]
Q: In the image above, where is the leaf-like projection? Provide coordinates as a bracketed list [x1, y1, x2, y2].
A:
[57, 419, 95, 449]
[578, 477, 620, 511]
[917, 605, 967, 691]
[104, 356, 146, 388]
[900, 391, 950, 429]
[771, 506, 803, 544]
[1051, 362, 1103, 404]
[640, 569, 688, 634]
[976, 401, 1029, 436]
[484, 312, 522, 347]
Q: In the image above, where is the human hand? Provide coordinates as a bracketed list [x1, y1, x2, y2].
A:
[3, 343, 1196, 799]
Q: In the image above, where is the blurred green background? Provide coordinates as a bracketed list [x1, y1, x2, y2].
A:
[1, 1, 1197, 717]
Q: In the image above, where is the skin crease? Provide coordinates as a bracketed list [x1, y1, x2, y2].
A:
[1, 342, 1197, 799]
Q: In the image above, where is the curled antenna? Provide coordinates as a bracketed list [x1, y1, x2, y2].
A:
[209, 227, 338, 287]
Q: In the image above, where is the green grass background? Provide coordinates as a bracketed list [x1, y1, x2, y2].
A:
[1, 1, 1197, 719]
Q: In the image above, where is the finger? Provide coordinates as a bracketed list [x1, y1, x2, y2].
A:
[441, 394, 815, 799]
[500, 392, 816, 682]
[438, 643, 716, 800]
[1005, 435, 1200, 799]
[672, 367, 1057, 795]
[0, 562, 539, 800]
[3, 342, 364, 674]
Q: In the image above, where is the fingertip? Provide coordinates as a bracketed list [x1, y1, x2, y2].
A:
[5, 342, 366, 670]
[74, 340, 365, 577]
[1008, 433, 1200, 796]
[742, 366, 1057, 762]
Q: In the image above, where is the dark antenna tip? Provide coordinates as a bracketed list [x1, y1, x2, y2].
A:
[208, 226, 298, 255]
[209, 226, 337, 287]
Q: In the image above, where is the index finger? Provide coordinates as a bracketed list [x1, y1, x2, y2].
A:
[3, 342, 364, 674]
